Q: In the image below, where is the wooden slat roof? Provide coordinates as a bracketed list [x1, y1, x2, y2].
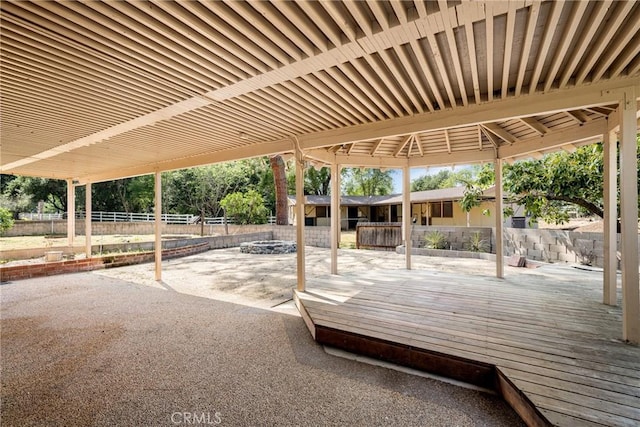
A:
[1, 1, 639, 182]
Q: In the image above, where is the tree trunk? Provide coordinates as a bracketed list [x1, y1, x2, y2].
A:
[270, 155, 288, 225]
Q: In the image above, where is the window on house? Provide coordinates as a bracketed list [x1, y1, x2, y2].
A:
[316, 206, 328, 217]
[442, 201, 453, 218]
[430, 201, 453, 218]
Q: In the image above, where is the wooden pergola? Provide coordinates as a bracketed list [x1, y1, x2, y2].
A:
[1, 1, 639, 342]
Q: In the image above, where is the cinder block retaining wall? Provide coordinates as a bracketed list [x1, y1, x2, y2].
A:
[0, 242, 211, 282]
[499, 228, 637, 269]
[411, 226, 637, 268]
[272, 225, 331, 248]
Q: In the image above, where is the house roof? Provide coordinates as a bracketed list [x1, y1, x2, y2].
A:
[1, 1, 639, 183]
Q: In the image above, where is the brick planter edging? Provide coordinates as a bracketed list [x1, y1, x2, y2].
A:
[0, 242, 210, 282]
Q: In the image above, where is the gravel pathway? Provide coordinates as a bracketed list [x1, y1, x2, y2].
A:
[1, 249, 525, 426]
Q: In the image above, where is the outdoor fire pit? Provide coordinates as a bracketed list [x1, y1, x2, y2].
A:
[240, 240, 297, 255]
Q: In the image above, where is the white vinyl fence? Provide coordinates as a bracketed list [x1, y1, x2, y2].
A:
[19, 211, 276, 225]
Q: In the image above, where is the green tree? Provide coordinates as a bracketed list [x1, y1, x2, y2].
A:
[4, 176, 67, 212]
[163, 159, 271, 218]
[459, 138, 640, 227]
[220, 190, 269, 224]
[0, 207, 14, 234]
[342, 168, 394, 196]
[411, 168, 477, 191]
[411, 170, 453, 191]
[1, 174, 34, 215]
[286, 164, 332, 196]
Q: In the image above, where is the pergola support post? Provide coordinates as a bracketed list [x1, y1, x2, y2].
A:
[618, 87, 639, 344]
[85, 182, 92, 259]
[154, 171, 162, 281]
[495, 158, 504, 279]
[330, 162, 340, 275]
[603, 130, 617, 306]
[295, 155, 306, 291]
[403, 165, 412, 270]
[66, 179, 75, 248]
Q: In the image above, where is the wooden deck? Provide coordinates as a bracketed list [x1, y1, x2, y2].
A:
[294, 266, 640, 427]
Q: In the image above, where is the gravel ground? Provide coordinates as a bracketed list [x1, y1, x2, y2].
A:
[1, 248, 525, 426]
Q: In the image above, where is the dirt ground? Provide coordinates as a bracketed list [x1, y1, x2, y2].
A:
[94, 246, 542, 311]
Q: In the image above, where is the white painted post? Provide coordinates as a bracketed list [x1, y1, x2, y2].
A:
[495, 158, 504, 279]
[85, 182, 92, 259]
[619, 88, 639, 343]
[403, 165, 412, 270]
[67, 179, 75, 247]
[603, 130, 617, 305]
[154, 171, 162, 281]
[330, 162, 340, 275]
[295, 157, 306, 291]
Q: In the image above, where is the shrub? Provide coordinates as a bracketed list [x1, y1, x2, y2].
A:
[220, 190, 268, 225]
[423, 230, 448, 249]
[0, 207, 14, 235]
[466, 231, 488, 252]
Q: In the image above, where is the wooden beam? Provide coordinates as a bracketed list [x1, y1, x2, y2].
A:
[444, 129, 452, 153]
[1, 96, 211, 172]
[519, 117, 549, 136]
[422, 17, 458, 108]
[501, 2, 517, 99]
[591, 5, 640, 82]
[295, 155, 306, 291]
[558, 1, 612, 89]
[393, 134, 413, 157]
[565, 110, 588, 125]
[495, 158, 504, 279]
[154, 171, 162, 281]
[330, 161, 340, 275]
[67, 179, 75, 247]
[416, 135, 424, 156]
[306, 150, 409, 168]
[543, 1, 590, 93]
[85, 182, 92, 259]
[483, 122, 516, 144]
[409, 39, 446, 110]
[575, 1, 635, 86]
[603, 130, 617, 306]
[618, 86, 639, 344]
[499, 117, 606, 158]
[515, 1, 541, 97]
[75, 138, 294, 184]
[403, 165, 412, 270]
[438, 0, 468, 106]
[485, 2, 494, 102]
[347, 142, 357, 155]
[528, 1, 563, 94]
[407, 135, 415, 157]
[298, 79, 640, 151]
[462, 2, 482, 104]
[481, 127, 501, 149]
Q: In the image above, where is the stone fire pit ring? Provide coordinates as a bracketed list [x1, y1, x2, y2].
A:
[240, 240, 297, 255]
